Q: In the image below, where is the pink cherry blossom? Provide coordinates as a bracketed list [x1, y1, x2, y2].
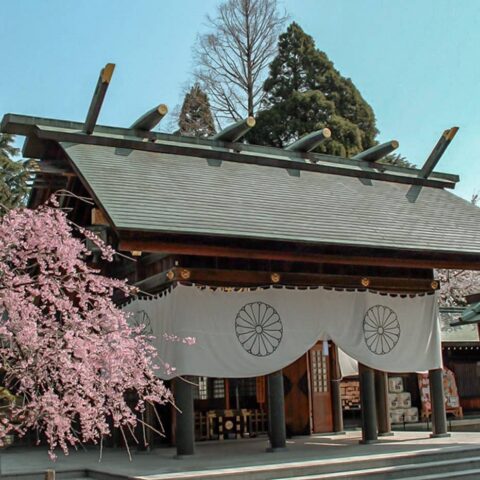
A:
[0, 200, 173, 459]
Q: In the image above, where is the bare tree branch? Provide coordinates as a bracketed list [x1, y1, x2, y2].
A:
[193, 0, 287, 126]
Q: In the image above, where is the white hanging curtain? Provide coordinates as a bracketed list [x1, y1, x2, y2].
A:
[124, 284, 441, 379]
[338, 349, 359, 377]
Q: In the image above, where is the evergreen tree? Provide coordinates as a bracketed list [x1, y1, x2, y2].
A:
[248, 23, 378, 157]
[178, 84, 216, 137]
[0, 133, 32, 212]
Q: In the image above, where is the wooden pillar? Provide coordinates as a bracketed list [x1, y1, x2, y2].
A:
[429, 368, 450, 437]
[374, 370, 392, 436]
[267, 370, 287, 451]
[329, 344, 344, 433]
[174, 376, 195, 456]
[359, 363, 377, 444]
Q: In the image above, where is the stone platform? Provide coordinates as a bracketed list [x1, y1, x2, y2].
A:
[3, 431, 480, 479]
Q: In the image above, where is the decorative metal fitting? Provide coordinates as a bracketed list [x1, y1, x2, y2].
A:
[180, 269, 191, 280]
[431, 280, 439, 290]
[270, 273, 281, 283]
[166, 270, 175, 281]
[361, 277, 371, 287]
[130, 250, 142, 257]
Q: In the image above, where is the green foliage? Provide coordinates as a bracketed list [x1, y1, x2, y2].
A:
[0, 133, 32, 212]
[248, 22, 378, 157]
[178, 84, 216, 137]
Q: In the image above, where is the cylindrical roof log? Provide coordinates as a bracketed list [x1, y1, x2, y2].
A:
[285, 128, 331, 152]
[212, 117, 256, 143]
[352, 140, 399, 162]
[130, 104, 168, 131]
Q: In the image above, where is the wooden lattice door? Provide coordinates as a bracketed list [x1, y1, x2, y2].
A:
[309, 343, 333, 433]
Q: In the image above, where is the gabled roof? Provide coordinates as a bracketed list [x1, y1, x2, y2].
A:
[62, 141, 480, 255]
[2, 113, 480, 258]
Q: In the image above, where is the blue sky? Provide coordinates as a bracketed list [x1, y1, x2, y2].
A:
[1, 0, 479, 200]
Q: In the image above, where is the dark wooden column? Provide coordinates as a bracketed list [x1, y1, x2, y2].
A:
[267, 370, 287, 451]
[329, 344, 344, 433]
[174, 376, 195, 456]
[429, 368, 450, 437]
[374, 370, 392, 436]
[359, 363, 378, 444]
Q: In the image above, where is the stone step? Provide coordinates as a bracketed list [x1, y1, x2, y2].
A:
[274, 456, 480, 479]
[404, 468, 480, 479]
[119, 448, 480, 480]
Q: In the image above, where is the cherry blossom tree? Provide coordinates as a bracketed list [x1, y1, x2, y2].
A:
[0, 198, 173, 459]
[437, 269, 480, 307]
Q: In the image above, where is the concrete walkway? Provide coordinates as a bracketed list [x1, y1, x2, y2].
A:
[2, 431, 480, 478]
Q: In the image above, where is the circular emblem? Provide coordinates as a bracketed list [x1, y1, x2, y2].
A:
[224, 420, 234, 431]
[235, 302, 283, 357]
[363, 305, 400, 355]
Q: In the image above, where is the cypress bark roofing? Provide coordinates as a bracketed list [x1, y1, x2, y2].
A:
[2, 113, 480, 255]
[61, 141, 480, 255]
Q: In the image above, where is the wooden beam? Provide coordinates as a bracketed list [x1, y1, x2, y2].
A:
[118, 239, 480, 270]
[83, 63, 115, 135]
[352, 140, 399, 162]
[35, 128, 456, 189]
[30, 159, 76, 177]
[130, 104, 168, 132]
[285, 128, 331, 152]
[134, 267, 438, 293]
[2, 114, 460, 184]
[91, 208, 110, 226]
[419, 127, 459, 178]
[211, 117, 255, 142]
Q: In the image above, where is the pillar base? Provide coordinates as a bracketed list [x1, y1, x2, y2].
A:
[430, 432, 451, 438]
[174, 453, 195, 459]
[266, 446, 288, 453]
[359, 439, 378, 445]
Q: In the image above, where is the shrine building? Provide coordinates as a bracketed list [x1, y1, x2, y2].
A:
[3, 63, 480, 455]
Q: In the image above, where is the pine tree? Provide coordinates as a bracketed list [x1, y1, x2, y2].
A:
[248, 23, 378, 157]
[0, 133, 32, 212]
[178, 84, 216, 137]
